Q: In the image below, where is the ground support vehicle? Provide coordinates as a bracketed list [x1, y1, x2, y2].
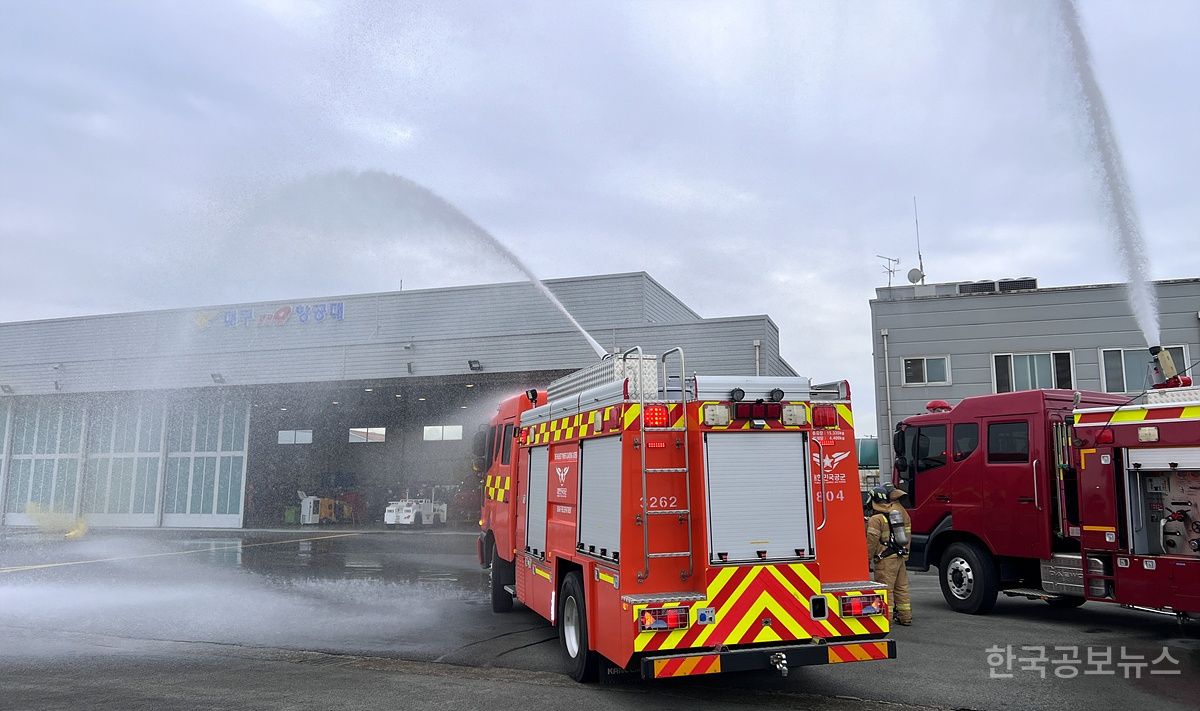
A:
[479, 348, 895, 681]
[385, 499, 447, 526]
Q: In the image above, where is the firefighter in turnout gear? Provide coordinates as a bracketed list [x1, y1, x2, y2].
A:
[866, 485, 912, 625]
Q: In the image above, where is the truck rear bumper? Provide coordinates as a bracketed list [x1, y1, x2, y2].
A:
[641, 639, 896, 679]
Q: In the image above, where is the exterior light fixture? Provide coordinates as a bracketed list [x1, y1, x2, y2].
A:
[364, 388, 373, 392]
[460, 405, 468, 409]
[395, 394, 402, 398]
[730, 388, 746, 402]
[468, 359, 483, 371]
[769, 388, 785, 402]
[418, 396, 427, 401]
[332, 401, 340, 405]
[211, 373, 226, 384]
[465, 383, 475, 388]
[280, 407, 288, 412]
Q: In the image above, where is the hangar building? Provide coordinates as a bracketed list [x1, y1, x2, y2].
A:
[0, 272, 795, 528]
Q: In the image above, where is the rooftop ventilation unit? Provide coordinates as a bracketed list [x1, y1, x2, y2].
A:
[998, 277, 1038, 292]
[957, 281, 997, 295]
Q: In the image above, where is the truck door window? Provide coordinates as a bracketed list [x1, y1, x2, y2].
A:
[953, 423, 979, 461]
[987, 422, 1029, 463]
[501, 424, 514, 465]
[915, 425, 947, 473]
[485, 426, 497, 466]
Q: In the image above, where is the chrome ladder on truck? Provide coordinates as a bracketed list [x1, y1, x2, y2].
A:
[622, 346, 693, 583]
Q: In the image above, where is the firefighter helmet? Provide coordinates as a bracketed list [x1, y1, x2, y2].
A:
[869, 485, 892, 504]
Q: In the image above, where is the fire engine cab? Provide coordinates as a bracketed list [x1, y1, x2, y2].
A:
[478, 348, 895, 682]
[894, 347, 1200, 622]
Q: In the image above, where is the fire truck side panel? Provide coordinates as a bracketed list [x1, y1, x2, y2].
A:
[811, 403, 871, 583]
[577, 436, 622, 561]
[1075, 448, 1122, 551]
[546, 440, 580, 564]
[585, 561, 627, 667]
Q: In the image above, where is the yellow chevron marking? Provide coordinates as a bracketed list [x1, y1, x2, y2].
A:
[692, 567, 765, 647]
[623, 404, 641, 429]
[1183, 406, 1200, 419]
[725, 592, 808, 643]
[1111, 409, 1149, 423]
[753, 624, 783, 644]
[794, 563, 823, 596]
[836, 404, 854, 428]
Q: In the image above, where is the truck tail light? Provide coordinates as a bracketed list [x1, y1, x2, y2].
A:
[1096, 428, 1114, 445]
[840, 594, 887, 618]
[644, 404, 670, 428]
[812, 405, 838, 428]
[640, 607, 690, 632]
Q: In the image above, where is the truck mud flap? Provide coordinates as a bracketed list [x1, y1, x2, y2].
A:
[641, 639, 896, 679]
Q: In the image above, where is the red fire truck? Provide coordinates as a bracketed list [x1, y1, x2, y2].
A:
[893, 349, 1200, 622]
[477, 348, 896, 681]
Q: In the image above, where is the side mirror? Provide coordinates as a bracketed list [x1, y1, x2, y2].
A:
[892, 427, 906, 457]
[471, 431, 487, 459]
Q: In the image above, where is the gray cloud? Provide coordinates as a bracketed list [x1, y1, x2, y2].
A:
[2, 0, 1198, 436]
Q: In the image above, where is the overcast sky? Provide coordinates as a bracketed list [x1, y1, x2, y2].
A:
[2, 0, 1198, 436]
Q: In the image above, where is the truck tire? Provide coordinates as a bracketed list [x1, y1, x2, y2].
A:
[558, 572, 598, 682]
[490, 541, 514, 613]
[939, 542, 999, 614]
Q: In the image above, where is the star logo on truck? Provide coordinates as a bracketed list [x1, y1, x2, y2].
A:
[812, 450, 850, 473]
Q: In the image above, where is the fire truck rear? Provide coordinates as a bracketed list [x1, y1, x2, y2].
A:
[478, 348, 895, 681]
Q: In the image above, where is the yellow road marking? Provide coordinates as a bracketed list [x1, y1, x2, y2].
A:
[0, 533, 360, 575]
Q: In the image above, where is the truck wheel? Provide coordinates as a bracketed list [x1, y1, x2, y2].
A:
[490, 541, 514, 613]
[940, 542, 999, 614]
[559, 572, 599, 682]
[1047, 596, 1086, 609]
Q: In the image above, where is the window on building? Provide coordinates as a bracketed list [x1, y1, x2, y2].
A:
[1101, 346, 1187, 393]
[993, 352, 1073, 393]
[952, 423, 979, 462]
[987, 422, 1029, 463]
[903, 356, 950, 385]
[349, 427, 386, 443]
[277, 429, 313, 445]
[423, 425, 464, 442]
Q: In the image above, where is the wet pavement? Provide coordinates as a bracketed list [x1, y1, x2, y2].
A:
[1, 528, 1198, 710]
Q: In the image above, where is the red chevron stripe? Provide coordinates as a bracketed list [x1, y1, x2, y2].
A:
[774, 565, 856, 637]
[657, 656, 687, 678]
[829, 644, 857, 663]
[693, 654, 719, 675]
[665, 566, 756, 650]
[732, 573, 831, 644]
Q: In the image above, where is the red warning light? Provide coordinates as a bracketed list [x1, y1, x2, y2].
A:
[644, 405, 670, 428]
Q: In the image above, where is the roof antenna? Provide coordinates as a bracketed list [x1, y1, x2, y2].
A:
[876, 255, 900, 287]
[911, 196, 926, 285]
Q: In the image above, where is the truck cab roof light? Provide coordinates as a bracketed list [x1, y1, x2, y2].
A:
[730, 388, 746, 402]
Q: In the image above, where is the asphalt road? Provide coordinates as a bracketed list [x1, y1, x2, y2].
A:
[1, 527, 1197, 710]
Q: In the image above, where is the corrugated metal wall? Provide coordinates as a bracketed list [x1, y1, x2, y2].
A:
[0, 273, 795, 395]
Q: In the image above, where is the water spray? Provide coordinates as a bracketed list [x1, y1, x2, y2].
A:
[1057, 0, 1160, 348]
